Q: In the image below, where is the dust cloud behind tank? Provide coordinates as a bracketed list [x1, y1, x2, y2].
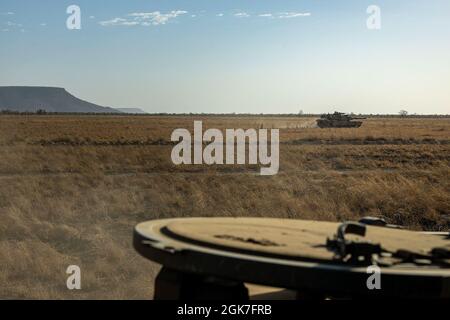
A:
[317, 112, 366, 128]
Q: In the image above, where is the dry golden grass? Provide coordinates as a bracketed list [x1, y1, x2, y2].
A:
[0, 115, 449, 299]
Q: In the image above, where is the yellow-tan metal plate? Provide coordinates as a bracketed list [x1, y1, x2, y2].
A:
[134, 218, 450, 297]
[160, 218, 448, 262]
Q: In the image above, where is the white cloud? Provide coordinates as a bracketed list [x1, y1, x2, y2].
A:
[0, 12, 14, 15]
[99, 18, 128, 26]
[99, 17, 142, 26]
[89, 16, 95, 19]
[129, 10, 188, 25]
[5, 21, 22, 27]
[98, 10, 309, 27]
[2, 20, 22, 31]
[278, 12, 311, 18]
[258, 12, 311, 19]
[100, 10, 187, 27]
[40, 23, 47, 27]
[234, 12, 250, 18]
[122, 21, 140, 26]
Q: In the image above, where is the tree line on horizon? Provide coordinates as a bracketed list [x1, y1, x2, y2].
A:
[0, 109, 449, 118]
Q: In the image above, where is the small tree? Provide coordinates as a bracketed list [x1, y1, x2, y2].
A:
[399, 110, 408, 117]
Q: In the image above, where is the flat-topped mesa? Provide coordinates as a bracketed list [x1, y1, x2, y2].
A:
[0, 86, 120, 113]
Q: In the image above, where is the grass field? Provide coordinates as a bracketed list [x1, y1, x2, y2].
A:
[0, 115, 449, 299]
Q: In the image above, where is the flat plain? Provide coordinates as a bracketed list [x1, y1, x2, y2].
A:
[0, 115, 449, 299]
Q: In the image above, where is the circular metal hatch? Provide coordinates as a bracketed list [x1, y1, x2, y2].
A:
[134, 217, 450, 298]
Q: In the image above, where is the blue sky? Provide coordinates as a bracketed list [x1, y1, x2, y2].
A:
[1, 0, 449, 114]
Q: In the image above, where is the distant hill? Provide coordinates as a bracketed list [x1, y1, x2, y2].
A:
[115, 108, 147, 114]
[0, 86, 120, 113]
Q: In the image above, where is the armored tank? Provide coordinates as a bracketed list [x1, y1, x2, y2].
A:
[317, 112, 365, 128]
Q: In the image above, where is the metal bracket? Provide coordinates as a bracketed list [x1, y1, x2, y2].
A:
[327, 222, 382, 265]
